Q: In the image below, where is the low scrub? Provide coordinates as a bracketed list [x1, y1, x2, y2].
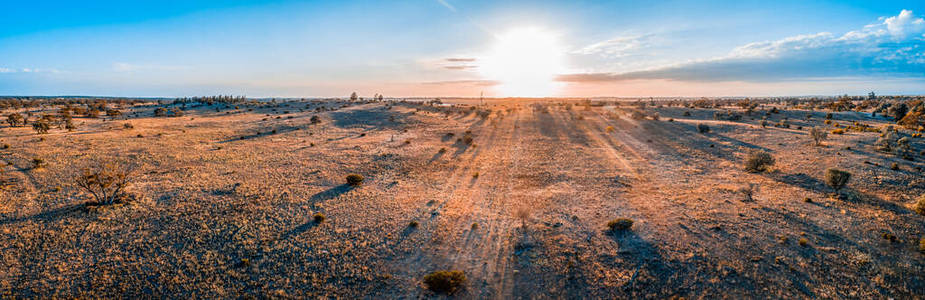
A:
[810, 127, 828, 146]
[915, 195, 925, 216]
[423, 270, 466, 294]
[744, 151, 774, 173]
[697, 123, 710, 133]
[345, 174, 364, 186]
[607, 218, 634, 231]
[825, 169, 851, 192]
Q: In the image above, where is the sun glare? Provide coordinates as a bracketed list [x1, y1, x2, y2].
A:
[480, 27, 567, 97]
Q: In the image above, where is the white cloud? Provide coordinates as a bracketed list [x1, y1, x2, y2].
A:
[884, 9, 925, 37]
[559, 10, 925, 83]
[0, 67, 15, 73]
[573, 34, 652, 58]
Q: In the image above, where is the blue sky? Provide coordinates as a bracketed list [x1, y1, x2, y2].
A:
[1, 0, 924, 97]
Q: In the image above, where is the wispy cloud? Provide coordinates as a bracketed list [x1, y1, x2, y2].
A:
[573, 34, 654, 58]
[113, 62, 189, 72]
[436, 0, 456, 12]
[443, 65, 477, 70]
[421, 79, 498, 86]
[0, 67, 61, 74]
[559, 10, 925, 83]
[445, 57, 476, 62]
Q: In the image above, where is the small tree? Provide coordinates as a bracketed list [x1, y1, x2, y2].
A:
[75, 162, 133, 205]
[350, 92, 358, 101]
[32, 118, 51, 134]
[810, 127, 828, 146]
[6, 113, 24, 127]
[825, 168, 851, 193]
[154, 107, 168, 117]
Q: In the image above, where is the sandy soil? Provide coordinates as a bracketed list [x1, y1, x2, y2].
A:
[0, 100, 923, 298]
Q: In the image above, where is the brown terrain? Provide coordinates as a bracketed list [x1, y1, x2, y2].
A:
[1, 98, 924, 298]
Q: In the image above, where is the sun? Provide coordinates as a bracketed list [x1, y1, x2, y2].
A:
[479, 27, 568, 97]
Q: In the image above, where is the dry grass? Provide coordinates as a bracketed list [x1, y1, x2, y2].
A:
[0, 99, 923, 298]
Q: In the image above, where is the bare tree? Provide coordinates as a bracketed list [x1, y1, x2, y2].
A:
[75, 162, 134, 205]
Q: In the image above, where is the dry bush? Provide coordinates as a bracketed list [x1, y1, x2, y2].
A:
[313, 212, 326, 223]
[739, 183, 758, 202]
[32, 118, 51, 134]
[154, 107, 168, 117]
[346, 174, 364, 186]
[515, 207, 531, 229]
[744, 150, 774, 173]
[825, 169, 851, 192]
[6, 112, 24, 127]
[630, 111, 646, 120]
[810, 127, 828, 146]
[915, 195, 925, 216]
[919, 238, 925, 253]
[423, 270, 466, 294]
[697, 123, 710, 133]
[607, 218, 634, 231]
[32, 157, 46, 169]
[75, 162, 133, 205]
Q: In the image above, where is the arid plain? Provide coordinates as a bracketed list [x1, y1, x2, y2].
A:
[1, 97, 924, 298]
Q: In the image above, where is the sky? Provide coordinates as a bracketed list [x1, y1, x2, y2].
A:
[1, 0, 924, 98]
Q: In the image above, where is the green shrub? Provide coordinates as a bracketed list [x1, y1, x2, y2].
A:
[744, 151, 774, 173]
[346, 174, 364, 186]
[825, 169, 851, 191]
[423, 270, 466, 294]
[607, 218, 634, 231]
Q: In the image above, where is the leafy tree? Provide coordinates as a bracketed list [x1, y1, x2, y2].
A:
[350, 92, 358, 101]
